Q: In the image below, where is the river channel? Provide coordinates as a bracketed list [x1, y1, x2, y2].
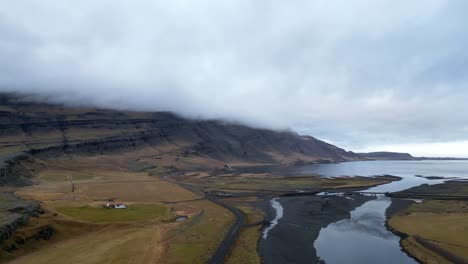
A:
[260, 160, 468, 263]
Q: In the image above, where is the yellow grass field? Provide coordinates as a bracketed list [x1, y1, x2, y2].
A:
[4, 154, 232, 264]
[389, 200, 468, 263]
[8, 224, 165, 264]
[226, 226, 262, 264]
[56, 204, 172, 223]
[177, 173, 393, 191]
[3, 151, 400, 264]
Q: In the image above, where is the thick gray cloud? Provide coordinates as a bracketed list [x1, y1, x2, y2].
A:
[1, 1, 468, 155]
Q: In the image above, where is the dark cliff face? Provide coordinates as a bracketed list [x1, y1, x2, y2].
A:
[0, 93, 359, 185]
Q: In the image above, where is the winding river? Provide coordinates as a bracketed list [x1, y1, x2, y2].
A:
[260, 160, 468, 264]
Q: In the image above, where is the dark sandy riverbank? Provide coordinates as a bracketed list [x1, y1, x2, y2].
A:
[259, 194, 373, 264]
[385, 198, 416, 218]
[395, 180, 468, 196]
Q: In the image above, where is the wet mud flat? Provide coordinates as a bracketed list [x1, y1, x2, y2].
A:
[259, 194, 373, 264]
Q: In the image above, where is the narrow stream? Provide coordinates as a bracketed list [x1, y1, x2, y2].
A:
[262, 198, 283, 239]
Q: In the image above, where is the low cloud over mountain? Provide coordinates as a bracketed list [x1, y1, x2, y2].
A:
[1, 1, 468, 156]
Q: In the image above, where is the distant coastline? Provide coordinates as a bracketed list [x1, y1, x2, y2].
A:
[357, 151, 468, 161]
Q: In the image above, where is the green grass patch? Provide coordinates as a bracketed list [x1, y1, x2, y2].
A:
[57, 204, 172, 223]
[0, 146, 27, 155]
[40, 171, 96, 182]
[402, 200, 468, 214]
[185, 175, 389, 190]
[226, 226, 261, 264]
[237, 206, 264, 224]
[226, 203, 263, 264]
[127, 161, 157, 172]
[165, 201, 234, 264]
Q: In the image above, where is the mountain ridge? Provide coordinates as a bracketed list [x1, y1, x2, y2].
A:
[0, 93, 359, 186]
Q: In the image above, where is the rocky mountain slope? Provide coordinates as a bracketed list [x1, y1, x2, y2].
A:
[0, 93, 359, 186]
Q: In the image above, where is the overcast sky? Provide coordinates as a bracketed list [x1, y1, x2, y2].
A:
[1, 1, 468, 157]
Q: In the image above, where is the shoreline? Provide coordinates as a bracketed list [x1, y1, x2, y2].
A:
[259, 194, 374, 264]
[384, 198, 422, 264]
[257, 174, 415, 264]
[386, 182, 468, 263]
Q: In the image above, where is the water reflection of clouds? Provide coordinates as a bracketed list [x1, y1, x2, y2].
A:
[296, 160, 468, 179]
[330, 219, 395, 240]
[315, 197, 417, 263]
[364, 175, 446, 193]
